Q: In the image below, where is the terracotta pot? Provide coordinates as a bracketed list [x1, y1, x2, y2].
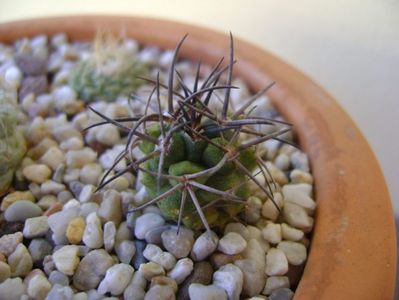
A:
[0, 15, 396, 299]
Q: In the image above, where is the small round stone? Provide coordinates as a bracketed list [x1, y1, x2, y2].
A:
[82, 212, 103, 249]
[213, 264, 244, 300]
[115, 240, 136, 264]
[22, 164, 52, 184]
[167, 258, 194, 285]
[265, 248, 289, 276]
[150, 276, 178, 293]
[98, 190, 123, 226]
[0, 278, 26, 300]
[189, 283, 227, 300]
[97, 263, 134, 296]
[281, 223, 304, 242]
[66, 217, 86, 244]
[161, 227, 194, 259]
[190, 231, 219, 261]
[0, 232, 23, 256]
[134, 213, 165, 240]
[177, 261, 213, 300]
[277, 241, 307, 266]
[144, 284, 175, 300]
[218, 232, 247, 255]
[234, 258, 265, 297]
[103, 221, 117, 252]
[4, 66, 22, 88]
[72, 249, 114, 291]
[40, 147, 65, 171]
[28, 239, 53, 263]
[262, 223, 282, 244]
[48, 270, 70, 286]
[4, 200, 43, 222]
[27, 274, 52, 300]
[23, 216, 49, 238]
[269, 287, 294, 300]
[0, 261, 11, 283]
[1, 190, 35, 211]
[52, 245, 80, 275]
[96, 124, 120, 146]
[263, 276, 290, 295]
[80, 163, 103, 185]
[138, 262, 165, 281]
[283, 203, 313, 231]
[8, 244, 33, 277]
[143, 244, 176, 271]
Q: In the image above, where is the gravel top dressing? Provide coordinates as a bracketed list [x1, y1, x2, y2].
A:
[0, 32, 315, 300]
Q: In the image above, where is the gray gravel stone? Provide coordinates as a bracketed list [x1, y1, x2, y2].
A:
[15, 53, 47, 75]
[4, 200, 42, 222]
[0, 278, 26, 300]
[44, 284, 74, 300]
[115, 240, 136, 264]
[234, 258, 265, 297]
[8, 243, 33, 277]
[161, 227, 194, 258]
[144, 225, 171, 246]
[98, 190, 123, 226]
[0, 232, 23, 256]
[72, 249, 114, 291]
[49, 270, 70, 286]
[28, 238, 53, 263]
[19, 75, 48, 99]
[218, 232, 247, 255]
[269, 287, 294, 300]
[133, 240, 147, 269]
[189, 283, 227, 300]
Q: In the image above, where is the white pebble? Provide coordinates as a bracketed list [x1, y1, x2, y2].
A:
[291, 151, 309, 172]
[290, 169, 313, 184]
[60, 137, 84, 151]
[218, 232, 247, 255]
[167, 258, 193, 284]
[263, 276, 290, 295]
[82, 212, 104, 248]
[213, 264, 243, 300]
[261, 193, 283, 222]
[65, 148, 97, 168]
[96, 124, 120, 146]
[265, 248, 288, 276]
[40, 147, 65, 171]
[262, 223, 282, 244]
[103, 221, 117, 252]
[78, 184, 95, 203]
[283, 203, 314, 231]
[23, 216, 49, 238]
[143, 244, 176, 271]
[40, 180, 65, 194]
[27, 274, 52, 300]
[97, 263, 134, 296]
[281, 223, 304, 241]
[115, 240, 136, 264]
[138, 262, 165, 281]
[80, 163, 102, 185]
[191, 231, 219, 261]
[134, 213, 165, 239]
[5, 66, 22, 88]
[282, 184, 316, 214]
[277, 241, 307, 266]
[53, 245, 80, 275]
[189, 283, 227, 300]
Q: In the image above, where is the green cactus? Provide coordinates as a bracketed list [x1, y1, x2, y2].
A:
[0, 80, 26, 196]
[91, 34, 291, 232]
[69, 32, 148, 102]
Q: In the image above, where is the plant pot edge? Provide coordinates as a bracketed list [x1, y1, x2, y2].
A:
[0, 15, 395, 300]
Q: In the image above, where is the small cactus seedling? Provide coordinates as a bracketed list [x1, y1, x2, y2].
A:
[0, 79, 26, 196]
[88, 34, 292, 232]
[69, 31, 149, 102]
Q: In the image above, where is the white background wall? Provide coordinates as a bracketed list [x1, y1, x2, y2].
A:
[0, 0, 398, 213]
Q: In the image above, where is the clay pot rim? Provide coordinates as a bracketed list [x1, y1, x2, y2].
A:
[0, 15, 396, 299]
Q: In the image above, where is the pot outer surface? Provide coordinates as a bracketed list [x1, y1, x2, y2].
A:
[0, 15, 396, 300]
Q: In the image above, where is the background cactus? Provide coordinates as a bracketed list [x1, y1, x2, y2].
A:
[69, 32, 148, 102]
[0, 79, 26, 196]
[90, 34, 291, 232]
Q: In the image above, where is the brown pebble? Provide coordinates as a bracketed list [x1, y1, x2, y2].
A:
[43, 201, 63, 216]
[210, 252, 242, 269]
[0, 253, 6, 262]
[150, 275, 178, 293]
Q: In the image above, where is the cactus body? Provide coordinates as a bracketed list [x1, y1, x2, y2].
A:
[69, 33, 148, 102]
